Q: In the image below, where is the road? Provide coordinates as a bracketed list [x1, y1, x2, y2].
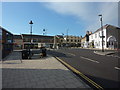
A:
[47, 48, 120, 88]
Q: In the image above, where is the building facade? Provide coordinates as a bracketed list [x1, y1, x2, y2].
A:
[13, 34, 54, 49]
[81, 31, 92, 48]
[89, 24, 120, 49]
[13, 35, 23, 50]
[0, 26, 13, 59]
[62, 35, 81, 47]
[0, 28, 2, 60]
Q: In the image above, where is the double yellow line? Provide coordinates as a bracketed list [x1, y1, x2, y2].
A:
[55, 56, 103, 89]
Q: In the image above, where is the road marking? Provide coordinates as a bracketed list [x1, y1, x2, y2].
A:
[55, 56, 103, 89]
[115, 67, 120, 70]
[62, 52, 76, 56]
[80, 56, 99, 63]
[67, 53, 76, 56]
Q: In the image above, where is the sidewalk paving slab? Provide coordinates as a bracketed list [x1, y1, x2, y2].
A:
[1, 51, 91, 88]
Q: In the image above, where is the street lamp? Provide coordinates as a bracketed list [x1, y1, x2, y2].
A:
[43, 29, 45, 35]
[98, 14, 104, 52]
[29, 20, 33, 49]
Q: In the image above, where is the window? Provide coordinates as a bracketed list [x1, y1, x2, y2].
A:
[91, 36, 93, 39]
[99, 41, 100, 46]
[33, 39, 37, 42]
[99, 32, 100, 37]
[95, 34, 97, 38]
[67, 39, 69, 42]
[103, 41, 105, 46]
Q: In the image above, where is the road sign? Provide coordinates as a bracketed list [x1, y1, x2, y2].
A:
[100, 36, 105, 38]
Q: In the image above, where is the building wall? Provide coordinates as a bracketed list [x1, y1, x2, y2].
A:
[22, 34, 54, 49]
[106, 26, 120, 49]
[13, 39, 23, 50]
[1, 27, 13, 59]
[89, 25, 120, 49]
[81, 33, 91, 48]
[62, 36, 81, 47]
[0, 29, 2, 60]
[81, 37, 86, 47]
[89, 28, 107, 49]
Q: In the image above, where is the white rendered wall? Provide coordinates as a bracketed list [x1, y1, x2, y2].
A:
[89, 29, 107, 49]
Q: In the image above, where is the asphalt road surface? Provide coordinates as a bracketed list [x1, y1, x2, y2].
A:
[47, 48, 120, 89]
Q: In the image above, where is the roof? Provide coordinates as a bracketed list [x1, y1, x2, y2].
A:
[21, 34, 54, 39]
[93, 24, 109, 34]
[13, 35, 22, 39]
[56, 35, 64, 38]
[90, 24, 120, 35]
[0, 26, 13, 35]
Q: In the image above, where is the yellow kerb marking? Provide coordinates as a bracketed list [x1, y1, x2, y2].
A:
[55, 57, 103, 89]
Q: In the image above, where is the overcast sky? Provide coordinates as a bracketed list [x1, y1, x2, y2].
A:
[1, 1, 118, 36]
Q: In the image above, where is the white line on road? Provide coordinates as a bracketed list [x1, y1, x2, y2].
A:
[115, 67, 120, 70]
[80, 56, 99, 63]
[67, 53, 76, 56]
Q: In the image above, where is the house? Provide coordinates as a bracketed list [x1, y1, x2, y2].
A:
[81, 31, 92, 48]
[89, 24, 120, 50]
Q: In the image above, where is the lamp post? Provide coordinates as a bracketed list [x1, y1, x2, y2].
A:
[43, 29, 45, 35]
[66, 29, 69, 47]
[53, 35, 56, 49]
[98, 14, 104, 52]
[29, 20, 33, 49]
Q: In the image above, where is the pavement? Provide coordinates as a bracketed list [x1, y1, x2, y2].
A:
[1, 51, 90, 88]
[94, 50, 120, 58]
[94, 50, 116, 56]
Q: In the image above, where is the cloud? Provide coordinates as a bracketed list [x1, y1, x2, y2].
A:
[44, 2, 118, 33]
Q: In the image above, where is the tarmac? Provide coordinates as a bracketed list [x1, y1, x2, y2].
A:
[1, 51, 91, 88]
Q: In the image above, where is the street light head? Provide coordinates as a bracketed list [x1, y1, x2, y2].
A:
[98, 14, 102, 16]
[29, 20, 33, 24]
[43, 29, 45, 31]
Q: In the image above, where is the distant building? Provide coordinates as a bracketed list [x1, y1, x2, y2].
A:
[13, 35, 23, 50]
[81, 31, 92, 48]
[53, 35, 64, 49]
[13, 34, 54, 49]
[62, 35, 81, 47]
[0, 26, 13, 59]
[89, 24, 120, 49]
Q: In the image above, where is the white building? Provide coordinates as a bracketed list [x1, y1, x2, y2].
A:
[89, 24, 120, 50]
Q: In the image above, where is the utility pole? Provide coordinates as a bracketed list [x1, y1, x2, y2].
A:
[43, 29, 46, 36]
[53, 35, 56, 49]
[29, 20, 33, 49]
[98, 14, 104, 52]
[66, 29, 69, 47]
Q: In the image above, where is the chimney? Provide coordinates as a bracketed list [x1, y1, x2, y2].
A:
[86, 31, 89, 35]
[89, 31, 92, 34]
